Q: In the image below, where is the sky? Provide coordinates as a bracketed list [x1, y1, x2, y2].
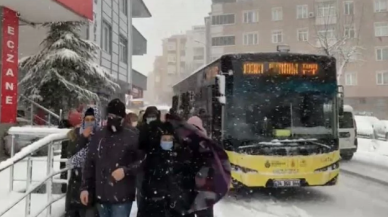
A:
[132, 0, 211, 75]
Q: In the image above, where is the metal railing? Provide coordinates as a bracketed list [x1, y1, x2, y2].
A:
[18, 95, 63, 126]
[0, 127, 71, 217]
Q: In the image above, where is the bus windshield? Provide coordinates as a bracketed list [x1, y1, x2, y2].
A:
[226, 79, 337, 141]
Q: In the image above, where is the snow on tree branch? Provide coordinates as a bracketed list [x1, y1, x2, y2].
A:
[308, 2, 366, 82]
[19, 21, 120, 113]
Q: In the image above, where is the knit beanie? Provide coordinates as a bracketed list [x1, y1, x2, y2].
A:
[107, 98, 126, 118]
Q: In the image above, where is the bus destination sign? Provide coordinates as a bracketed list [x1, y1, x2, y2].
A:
[243, 62, 318, 76]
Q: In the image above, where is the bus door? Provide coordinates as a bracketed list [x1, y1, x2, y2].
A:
[211, 84, 222, 142]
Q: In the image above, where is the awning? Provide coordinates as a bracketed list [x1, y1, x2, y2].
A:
[1, 0, 92, 24]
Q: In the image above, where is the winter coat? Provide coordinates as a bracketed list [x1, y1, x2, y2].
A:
[65, 128, 96, 213]
[81, 126, 141, 204]
[137, 121, 198, 217]
[165, 114, 231, 213]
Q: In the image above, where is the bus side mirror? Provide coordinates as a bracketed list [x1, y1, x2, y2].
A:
[338, 85, 344, 115]
[216, 75, 226, 104]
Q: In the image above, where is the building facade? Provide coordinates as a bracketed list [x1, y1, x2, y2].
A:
[146, 26, 207, 105]
[18, 0, 150, 102]
[184, 25, 207, 74]
[208, 0, 388, 118]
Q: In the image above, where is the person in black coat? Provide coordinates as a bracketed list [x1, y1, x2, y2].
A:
[137, 119, 201, 217]
[81, 99, 142, 217]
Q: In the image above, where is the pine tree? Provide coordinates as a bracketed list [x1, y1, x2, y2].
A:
[19, 21, 119, 114]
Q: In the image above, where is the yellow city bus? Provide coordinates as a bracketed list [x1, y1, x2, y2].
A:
[172, 49, 343, 188]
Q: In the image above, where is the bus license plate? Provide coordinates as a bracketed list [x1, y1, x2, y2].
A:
[273, 179, 300, 187]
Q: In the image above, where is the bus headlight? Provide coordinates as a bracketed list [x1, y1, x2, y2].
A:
[314, 161, 339, 172]
[231, 164, 258, 173]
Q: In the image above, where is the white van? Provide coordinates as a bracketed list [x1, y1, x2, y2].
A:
[339, 105, 357, 160]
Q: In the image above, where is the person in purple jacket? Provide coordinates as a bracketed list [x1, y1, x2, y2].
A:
[80, 99, 142, 217]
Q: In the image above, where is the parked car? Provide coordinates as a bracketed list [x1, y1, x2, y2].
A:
[377, 120, 388, 140]
[354, 115, 378, 139]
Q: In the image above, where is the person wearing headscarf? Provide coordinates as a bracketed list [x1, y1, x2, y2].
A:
[187, 116, 213, 217]
[165, 113, 231, 215]
[65, 106, 100, 217]
[80, 99, 142, 217]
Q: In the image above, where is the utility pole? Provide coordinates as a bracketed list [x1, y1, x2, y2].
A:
[128, 0, 133, 106]
[204, 16, 212, 64]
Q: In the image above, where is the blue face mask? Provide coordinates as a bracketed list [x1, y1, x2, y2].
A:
[84, 121, 95, 128]
[160, 141, 173, 150]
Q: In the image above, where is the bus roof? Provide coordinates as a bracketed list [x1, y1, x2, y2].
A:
[173, 57, 220, 88]
[172, 52, 335, 88]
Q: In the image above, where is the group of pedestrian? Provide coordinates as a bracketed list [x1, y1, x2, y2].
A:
[63, 99, 231, 217]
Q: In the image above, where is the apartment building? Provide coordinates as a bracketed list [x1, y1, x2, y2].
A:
[145, 56, 168, 103]
[184, 25, 207, 74]
[18, 0, 151, 103]
[209, 0, 388, 118]
[146, 27, 208, 104]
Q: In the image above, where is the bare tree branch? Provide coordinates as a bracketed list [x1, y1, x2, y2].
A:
[308, 1, 365, 84]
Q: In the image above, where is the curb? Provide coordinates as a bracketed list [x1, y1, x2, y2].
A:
[340, 168, 388, 186]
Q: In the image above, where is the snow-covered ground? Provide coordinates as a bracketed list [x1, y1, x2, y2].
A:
[0, 156, 307, 217]
[2, 138, 388, 217]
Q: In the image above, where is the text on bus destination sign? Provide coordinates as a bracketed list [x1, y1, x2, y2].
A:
[243, 62, 318, 76]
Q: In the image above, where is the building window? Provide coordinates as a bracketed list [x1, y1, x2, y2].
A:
[211, 36, 235, 46]
[375, 22, 388, 37]
[317, 3, 336, 17]
[376, 71, 388, 85]
[318, 29, 335, 39]
[243, 11, 259, 23]
[120, 0, 128, 15]
[297, 29, 309, 41]
[211, 14, 235, 25]
[168, 54, 176, 63]
[344, 1, 354, 15]
[119, 36, 128, 63]
[243, 32, 258, 45]
[180, 50, 186, 56]
[374, 0, 388, 12]
[271, 30, 283, 43]
[272, 7, 283, 21]
[167, 65, 176, 74]
[344, 25, 356, 38]
[376, 47, 388, 61]
[296, 5, 308, 19]
[193, 47, 204, 60]
[344, 72, 357, 86]
[102, 21, 112, 54]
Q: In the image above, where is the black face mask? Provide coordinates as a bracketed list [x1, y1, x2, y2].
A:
[107, 117, 123, 133]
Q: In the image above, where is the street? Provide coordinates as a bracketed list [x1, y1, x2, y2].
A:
[217, 164, 388, 217]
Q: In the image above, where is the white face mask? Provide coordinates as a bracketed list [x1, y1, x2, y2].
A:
[132, 121, 138, 127]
